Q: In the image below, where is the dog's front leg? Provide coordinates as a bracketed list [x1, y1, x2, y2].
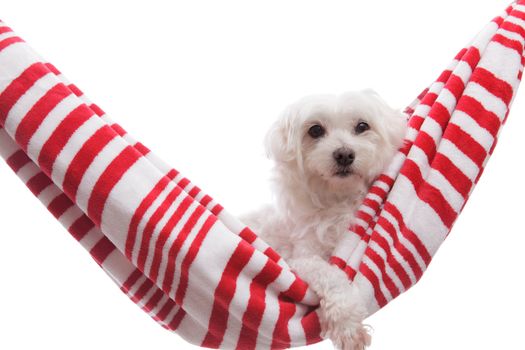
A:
[288, 256, 371, 350]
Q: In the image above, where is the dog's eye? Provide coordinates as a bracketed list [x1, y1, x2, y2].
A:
[308, 124, 326, 139]
[355, 121, 370, 134]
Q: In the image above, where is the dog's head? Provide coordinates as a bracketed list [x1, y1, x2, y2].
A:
[266, 90, 407, 199]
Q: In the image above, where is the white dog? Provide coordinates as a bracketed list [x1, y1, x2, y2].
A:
[241, 90, 407, 350]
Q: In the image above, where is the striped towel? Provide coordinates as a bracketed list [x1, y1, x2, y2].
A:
[0, 1, 524, 348]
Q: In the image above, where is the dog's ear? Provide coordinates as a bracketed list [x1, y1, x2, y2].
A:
[264, 106, 298, 163]
[362, 89, 407, 150]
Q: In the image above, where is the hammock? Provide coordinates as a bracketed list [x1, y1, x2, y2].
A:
[0, 1, 524, 348]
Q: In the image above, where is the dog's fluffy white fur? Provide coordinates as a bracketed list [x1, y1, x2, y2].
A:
[241, 90, 407, 350]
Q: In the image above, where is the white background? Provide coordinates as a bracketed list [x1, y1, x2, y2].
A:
[1, 0, 524, 349]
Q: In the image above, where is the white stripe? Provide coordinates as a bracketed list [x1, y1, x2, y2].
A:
[155, 200, 205, 290]
[426, 167, 463, 212]
[452, 60, 473, 84]
[3, 73, 57, 137]
[0, 42, 40, 94]
[17, 161, 40, 183]
[142, 183, 188, 274]
[0, 31, 17, 42]
[27, 94, 82, 162]
[499, 27, 525, 42]
[381, 210, 427, 274]
[0, 128, 20, 158]
[50, 117, 106, 188]
[451, 110, 494, 152]
[438, 139, 480, 181]
[419, 114, 444, 146]
[367, 239, 408, 292]
[480, 41, 522, 84]
[389, 175, 448, 253]
[466, 83, 508, 120]
[79, 227, 105, 251]
[361, 256, 394, 302]
[37, 184, 62, 207]
[436, 87, 458, 115]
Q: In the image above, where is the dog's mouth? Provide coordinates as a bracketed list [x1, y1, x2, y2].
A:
[333, 167, 354, 178]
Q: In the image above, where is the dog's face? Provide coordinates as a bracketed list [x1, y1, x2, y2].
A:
[266, 90, 407, 197]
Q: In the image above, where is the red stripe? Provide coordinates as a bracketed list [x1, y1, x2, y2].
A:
[134, 142, 150, 155]
[44, 63, 60, 75]
[89, 104, 105, 117]
[26, 172, 53, 195]
[0, 63, 50, 125]
[0, 26, 13, 35]
[301, 308, 323, 346]
[87, 146, 142, 226]
[175, 215, 217, 305]
[427, 101, 451, 131]
[90, 236, 116, 265]
[67, 84, 83, 97]
[236, 260, 281, 350]
[368, 185, 387, 199]
[501, 21, 525, 39]
[121, 269, 143, 293]
[62, 125, 118, 200]
[511, 9, 525, 21]
[211, 203, 223, 216]
[456, 95, 501, 138]
[165, 309, 186, 331]
[364, 245, 400, 298]
[377, 174, 395, 187]
[47, 193, 73, 218]
[200, 194, 213, 208]
[470, 67, 514, 106]
[414, 131, 437, 162]
[162, 205, 207, 294]
[383, 202, 432, 266]
[454, 48, 467, 61]
[136, 186, 185, 270]
[142, 289, 165, 313]
[14, 83, 72, 151]
[153, 299, 179, 324]
[125, 171, 177, 259]
[177, 177, 190, 189]
[130, 279, 155, 304]
[375, 216, 422, 282]
[239, 227, 258, 244]
[38, 104, 94, 176]
[187, 185, 200, 198]
[432, 153, 472, 199]
[401, 159, 457, 228]
[362, 197, 381, 214]
[271, 277, 309, 349]
[330, 256, 357, 280]
[6, 149, 31, 172]
[492, 33, 524, 54]
[68, 215, 95, 241]
[0, 36, 23, 52]
[459, 47, 481, 71]
[445, 74, 466, 101]
[360, 262, 388, 307]
[443, 123, 487, 169]
[202, 241, 255, 348]
[264, 247, 281, 262]
[149, 195, 194, 283]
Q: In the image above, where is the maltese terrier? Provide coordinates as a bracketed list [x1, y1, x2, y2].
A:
[241, 90, 407, 350]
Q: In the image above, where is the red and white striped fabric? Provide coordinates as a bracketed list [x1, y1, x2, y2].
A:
[0, 1, 524, 348]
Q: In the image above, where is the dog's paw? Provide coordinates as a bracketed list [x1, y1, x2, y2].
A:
[322, 317, 371, 350]
[318, 287, 371, 350]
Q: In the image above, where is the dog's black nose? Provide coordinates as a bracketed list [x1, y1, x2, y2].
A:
[333, 148, 355, 166]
